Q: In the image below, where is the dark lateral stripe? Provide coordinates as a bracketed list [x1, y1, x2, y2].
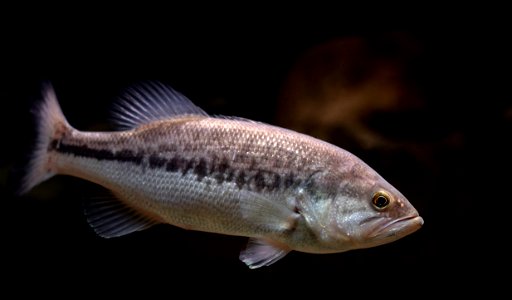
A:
[254, 172, 266, 190]
[236, 170, 247, 189]
[55, 140, 304, 192]
[149, 155, 167, 168]
[284, 173, 296, 188]
[55, 141, 143, 164]
[194, 158, 208, 181]
[166, 156, 184, 172]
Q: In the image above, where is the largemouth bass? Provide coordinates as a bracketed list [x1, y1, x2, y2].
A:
[20, 82, 423, 268]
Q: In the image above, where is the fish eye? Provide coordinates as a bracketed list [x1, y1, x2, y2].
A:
[372, 191, 391, 210]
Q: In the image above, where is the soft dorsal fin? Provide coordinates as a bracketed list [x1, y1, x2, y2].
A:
[83, 195, 159, 238]
[111, 81, 208, 130]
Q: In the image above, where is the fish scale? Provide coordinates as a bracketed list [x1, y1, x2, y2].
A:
[20, 81, 423, 269]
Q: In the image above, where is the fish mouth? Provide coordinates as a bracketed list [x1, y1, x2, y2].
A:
[369, 215, 424, 238]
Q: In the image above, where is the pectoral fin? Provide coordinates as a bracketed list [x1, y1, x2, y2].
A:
[240, 238, 291, 269]
[236, 191, 299, 268]
[238, 190, 300, 234]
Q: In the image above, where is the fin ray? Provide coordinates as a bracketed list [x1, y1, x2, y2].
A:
[240, 238, 290, 269]
[84, 196, 158, 238]
[111, 81, 208, 129]
[19, 83, 71, 195]
[138, 82, 170, 116]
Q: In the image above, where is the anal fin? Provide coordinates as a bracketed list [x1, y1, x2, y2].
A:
[84, 196, 158, 238]
[240, 238, 290, 269]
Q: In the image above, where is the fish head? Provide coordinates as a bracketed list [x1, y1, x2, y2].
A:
[317, 163, 423, 252]
[349, 183, 423, 249]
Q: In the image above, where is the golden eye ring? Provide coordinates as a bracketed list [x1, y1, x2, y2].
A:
[372, 191, 391, 210]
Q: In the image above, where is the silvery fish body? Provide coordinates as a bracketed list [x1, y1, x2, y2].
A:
[20, 82, 423, 268]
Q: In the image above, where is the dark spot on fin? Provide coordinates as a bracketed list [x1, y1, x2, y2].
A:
[83, 195, 159, 238]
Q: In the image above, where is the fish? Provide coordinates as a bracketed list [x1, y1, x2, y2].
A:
[19, 81, 423, 269]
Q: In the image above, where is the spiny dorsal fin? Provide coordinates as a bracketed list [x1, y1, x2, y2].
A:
[111, 81, 208, 130]
[84, 196, 159, 238]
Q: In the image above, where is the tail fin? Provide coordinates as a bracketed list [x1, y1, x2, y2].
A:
[18, 83, 70, 195]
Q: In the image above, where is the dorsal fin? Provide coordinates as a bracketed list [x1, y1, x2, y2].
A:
[213, 115, 262, 124]
[111, 81, 208, 130]
[83, 195, 159, 238]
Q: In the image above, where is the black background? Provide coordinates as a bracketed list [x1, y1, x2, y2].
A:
[1, 9, 508, 297]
